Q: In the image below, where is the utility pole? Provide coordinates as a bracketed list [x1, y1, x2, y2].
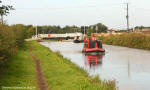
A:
[83, 26, 86, 37]
[96, 26, 98, 33]
[36, 25, 38, 38]
[84, 26, 85, 35]
[81, 26, 86, 36]
[126, 3, 129, 32]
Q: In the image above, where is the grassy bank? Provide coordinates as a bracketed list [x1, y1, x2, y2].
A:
[0, 42, 37, 90]
[0, 41, 116, 90]
[31, 41, 116, 90]
[98, 33, 150, 50]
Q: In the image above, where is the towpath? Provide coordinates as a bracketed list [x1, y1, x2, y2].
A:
[30, 47, 49, 90]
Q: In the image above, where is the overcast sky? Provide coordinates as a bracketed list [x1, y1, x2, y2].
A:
[3, 0, 150, 29]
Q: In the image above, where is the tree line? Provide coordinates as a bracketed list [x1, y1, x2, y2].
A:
[134, 26, 150, 30]
[37, 23, 108, 35]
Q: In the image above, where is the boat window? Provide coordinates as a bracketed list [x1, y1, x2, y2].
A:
[89, 40, 95, 48]
[97, 40, 102, 48]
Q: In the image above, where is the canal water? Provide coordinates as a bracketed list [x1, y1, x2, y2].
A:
[40, 41, 150, 90]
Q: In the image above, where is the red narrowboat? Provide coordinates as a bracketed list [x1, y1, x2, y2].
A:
[82, 37, 105, 54]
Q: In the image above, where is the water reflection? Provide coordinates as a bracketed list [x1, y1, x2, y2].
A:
[84, 54, 103, 71]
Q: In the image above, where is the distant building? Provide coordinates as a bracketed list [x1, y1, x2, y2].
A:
[142, 29, 150, 31]
[134, 27, 150, 33]
[107, 29, 117, 34]
[142, 29, 150, 34]
[92, 29, 122, 37]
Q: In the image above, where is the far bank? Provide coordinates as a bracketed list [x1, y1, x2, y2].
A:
[98, 33, 150, 50]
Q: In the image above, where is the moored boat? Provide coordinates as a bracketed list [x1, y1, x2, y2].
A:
[73, 36, 83, 43]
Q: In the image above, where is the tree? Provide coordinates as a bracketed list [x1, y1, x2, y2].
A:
[95, 23, 108, 33]
[25, 25, 35, 38]
[0, 0, 14, 24]
[86, 23, 108, 35]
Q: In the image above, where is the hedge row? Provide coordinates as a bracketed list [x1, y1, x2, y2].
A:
[98, 33, 150, 50]
[0, 24, 34, 65]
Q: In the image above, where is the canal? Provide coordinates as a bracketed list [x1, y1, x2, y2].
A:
[40, 41, 150, 90]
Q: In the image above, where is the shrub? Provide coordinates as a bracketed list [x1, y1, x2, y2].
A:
[0, 24, 25, 65]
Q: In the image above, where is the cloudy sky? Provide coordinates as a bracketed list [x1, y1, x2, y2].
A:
[3, 0, 150, 29]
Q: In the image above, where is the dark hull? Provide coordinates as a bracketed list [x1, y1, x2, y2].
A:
[73, 40, 83, 43]
[83, 51, 105, 55]
[82, 48, 105, 55]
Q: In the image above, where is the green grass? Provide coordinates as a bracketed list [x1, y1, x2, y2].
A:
[0, 42, 37, 90]
[31, 41, 116, 90]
